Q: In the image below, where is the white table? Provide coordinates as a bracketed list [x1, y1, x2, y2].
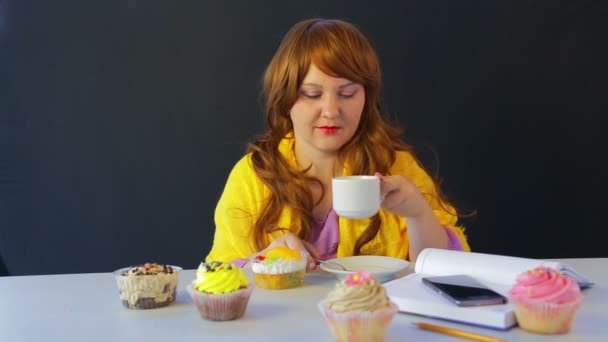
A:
[1, 258, 606, 341]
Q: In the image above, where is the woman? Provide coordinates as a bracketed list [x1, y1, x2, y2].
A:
[206, 18, 470, 270]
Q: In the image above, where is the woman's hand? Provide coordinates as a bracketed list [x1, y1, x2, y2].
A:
[375, 172, 431, 219]
[375, 172, 449, 260]
[262, 232, 321, 271]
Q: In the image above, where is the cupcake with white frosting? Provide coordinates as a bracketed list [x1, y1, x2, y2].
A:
[251, 246, 306, 289]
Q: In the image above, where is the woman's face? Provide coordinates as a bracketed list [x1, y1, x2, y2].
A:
[289, 63, 365, 157]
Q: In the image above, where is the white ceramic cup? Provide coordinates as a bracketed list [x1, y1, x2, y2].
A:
[332, 175, 382, 219]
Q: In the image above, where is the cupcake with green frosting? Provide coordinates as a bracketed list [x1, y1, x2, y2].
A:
[186, 261, 254, 321]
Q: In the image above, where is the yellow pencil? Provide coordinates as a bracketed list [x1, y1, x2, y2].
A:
[413, 322, 506, 342]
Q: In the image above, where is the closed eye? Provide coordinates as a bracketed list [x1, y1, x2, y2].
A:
[339, 90, 358, 99]
[299, 88, 359, 99]
[300, 91, 321, 99]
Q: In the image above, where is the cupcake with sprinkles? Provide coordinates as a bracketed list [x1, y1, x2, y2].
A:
[509, 266, 583, 334]
[318, 270, 398, 341]
[187, 261, 253, 321]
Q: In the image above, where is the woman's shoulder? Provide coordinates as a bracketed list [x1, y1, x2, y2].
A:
[222, 153, 268, 196]
[229, 153, 256, 177]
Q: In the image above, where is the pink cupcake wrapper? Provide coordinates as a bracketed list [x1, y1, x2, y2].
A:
[187, 284, 254, 321]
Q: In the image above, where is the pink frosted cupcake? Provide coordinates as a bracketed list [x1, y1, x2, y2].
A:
[318, 271, 398, 342]
[186, 261, 253, 321]
[509, 266, 583, 334]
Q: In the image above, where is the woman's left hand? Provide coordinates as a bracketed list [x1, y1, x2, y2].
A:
[375, 172, 430, 219]
[374, 172, 449, 260]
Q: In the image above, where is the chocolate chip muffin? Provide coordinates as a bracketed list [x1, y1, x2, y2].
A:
[113, 263, 182, 309]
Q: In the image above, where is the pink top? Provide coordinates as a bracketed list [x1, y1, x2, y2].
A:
[311, 209, 340, 260]
[231, 209, 464, 267]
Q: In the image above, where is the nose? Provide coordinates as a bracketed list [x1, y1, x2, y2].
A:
[322, 94, 340, 118]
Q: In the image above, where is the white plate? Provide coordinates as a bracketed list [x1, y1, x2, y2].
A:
[319, 256, 409, 283]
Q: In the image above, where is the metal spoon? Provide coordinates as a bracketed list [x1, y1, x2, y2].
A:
[316, 259, 348, 271]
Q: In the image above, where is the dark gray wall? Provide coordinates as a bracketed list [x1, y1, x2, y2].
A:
[1, 1, 607, 276]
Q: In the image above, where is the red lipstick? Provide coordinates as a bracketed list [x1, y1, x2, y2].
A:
[319, 126, 339, 134]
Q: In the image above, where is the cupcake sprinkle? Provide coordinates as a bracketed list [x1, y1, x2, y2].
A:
[122, 263, 174, 276]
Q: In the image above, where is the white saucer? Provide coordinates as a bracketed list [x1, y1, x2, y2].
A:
[319, 255, 409, 283]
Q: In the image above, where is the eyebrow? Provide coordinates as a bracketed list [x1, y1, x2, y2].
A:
[300, 82, 359, 90]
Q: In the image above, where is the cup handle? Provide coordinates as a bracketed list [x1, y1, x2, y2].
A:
[375, 173, 386, 203]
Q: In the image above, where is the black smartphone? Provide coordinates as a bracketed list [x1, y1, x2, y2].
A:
[421, 274, 507, 307]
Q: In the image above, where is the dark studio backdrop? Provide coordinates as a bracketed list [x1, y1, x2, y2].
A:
[1, 1, 607, 276]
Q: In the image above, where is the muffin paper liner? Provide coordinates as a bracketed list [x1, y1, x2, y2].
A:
[253, 270, 306, 290]
[318, 299, 398, 342]
[510, 294, 583, 334]
[187, 284, 254, 321]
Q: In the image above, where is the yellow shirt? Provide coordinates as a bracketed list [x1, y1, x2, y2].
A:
[206, 137, 470, 262]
